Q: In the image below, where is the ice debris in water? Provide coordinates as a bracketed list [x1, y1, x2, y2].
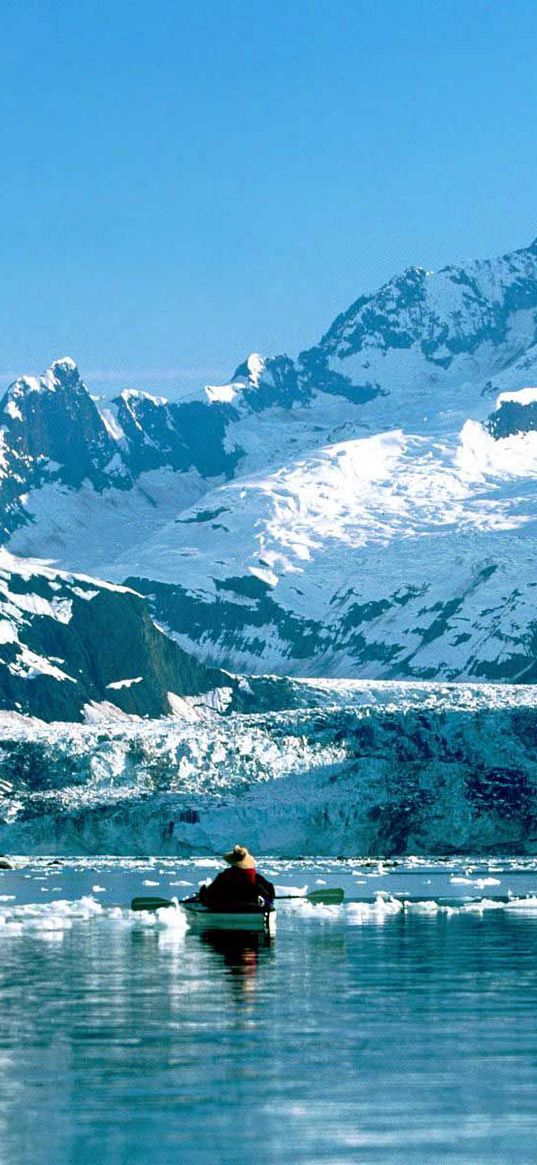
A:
[504, 896, 537, 913]
[0, 893, 188, 938]
[275, 885, 308, 898]
[143, 903, 189, 933]
[450, 876, 501, 887]
[283, 898, 342, 920]
[346, 893, 404, 925]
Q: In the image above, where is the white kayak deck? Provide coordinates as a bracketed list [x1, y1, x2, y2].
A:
[182, 901, 276, 934]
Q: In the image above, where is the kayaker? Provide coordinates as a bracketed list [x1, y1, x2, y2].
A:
[198, 845, 275, 910]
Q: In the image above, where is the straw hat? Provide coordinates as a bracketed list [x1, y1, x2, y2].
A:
[224, 844, 255, 870]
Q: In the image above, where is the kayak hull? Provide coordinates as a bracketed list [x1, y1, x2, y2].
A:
[182, 901, 276, 935]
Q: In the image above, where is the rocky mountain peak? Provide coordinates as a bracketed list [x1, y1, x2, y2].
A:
[5, 357, 86, 405]
[0, 359, 124, 502]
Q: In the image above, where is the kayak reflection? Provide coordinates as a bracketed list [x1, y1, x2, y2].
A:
[200, 929, 273, 1001]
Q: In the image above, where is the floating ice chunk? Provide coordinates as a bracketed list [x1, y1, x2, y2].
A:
[346, 893, 404, 925]
[157, 903, 188, 931]
[134, 900, 188, 933]
[405, 900, 445, 914]
[505, 896, 537, 913]
[77, 896, 103, 916]
[460, 897, 505, 913]
[34, 916, 73, 934]
[450, 875, 501, 888]
[275, 885, 308, 898]
[283, 898, 341, 920]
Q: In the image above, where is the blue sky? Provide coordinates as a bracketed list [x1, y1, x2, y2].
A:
[1, 0, 537, 396]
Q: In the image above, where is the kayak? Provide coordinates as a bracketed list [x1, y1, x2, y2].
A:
[130, 887, 343, 924]
[181, 900, 276, 935]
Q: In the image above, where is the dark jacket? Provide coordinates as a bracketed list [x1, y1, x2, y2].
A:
[198, 867, 275, 910]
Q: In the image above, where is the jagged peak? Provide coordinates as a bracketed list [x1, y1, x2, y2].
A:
[49, 356, 78, 374]
[230, 351, 267, 387]
[5, 357, 84, 402]
[205, 354, 266, 404]
[245, 352, 265, 385]
[115, 388, 169, 410]
[397, 264, 429, 282]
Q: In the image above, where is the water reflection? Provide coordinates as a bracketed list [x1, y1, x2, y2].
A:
[200, 930, 274, 1005]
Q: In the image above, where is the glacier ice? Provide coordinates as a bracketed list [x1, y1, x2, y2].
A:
[1, 680, 537, 857]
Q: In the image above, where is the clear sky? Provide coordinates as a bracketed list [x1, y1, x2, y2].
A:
[1, 0, 537, 396]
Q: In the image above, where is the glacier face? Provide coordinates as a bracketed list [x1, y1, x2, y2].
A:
[1, 682, 537, 858]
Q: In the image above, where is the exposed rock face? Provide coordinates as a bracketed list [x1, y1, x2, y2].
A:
[2, 358, 118, 476]
[0, 359, 125, 496]
[111, 390, 241, 477]
[487, 389, 537, 439]
[0, 551, 227, 721]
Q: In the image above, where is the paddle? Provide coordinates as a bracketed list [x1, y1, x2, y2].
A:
[275, 888, 344, 905]
[130, 887, 344, 912]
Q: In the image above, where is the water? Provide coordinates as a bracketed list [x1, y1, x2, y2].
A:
[2, 858, 537, 1164]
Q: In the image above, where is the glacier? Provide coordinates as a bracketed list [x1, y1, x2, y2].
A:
[2, 680, 537, 857]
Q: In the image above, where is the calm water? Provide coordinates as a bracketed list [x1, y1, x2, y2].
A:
[1, 858, 537, 1164]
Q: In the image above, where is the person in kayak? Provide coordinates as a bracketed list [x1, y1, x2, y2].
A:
[198, 845, 275, 910]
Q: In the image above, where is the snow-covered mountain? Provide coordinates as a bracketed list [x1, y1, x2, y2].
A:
[5, 237, 537, 694]
[121, 421, 537, 680]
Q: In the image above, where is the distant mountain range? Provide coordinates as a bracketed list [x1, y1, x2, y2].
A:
[4, 237, 537, 716]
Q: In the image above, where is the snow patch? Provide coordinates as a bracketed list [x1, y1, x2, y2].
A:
[496, 387, 537, 408]
[4, 399, 22, 422]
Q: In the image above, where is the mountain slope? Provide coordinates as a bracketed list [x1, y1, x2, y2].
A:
[116, 413, 537, 680]
[5, 237, 537, 693]
[0, 551, 229, 720]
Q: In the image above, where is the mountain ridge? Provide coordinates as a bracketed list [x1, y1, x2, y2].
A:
[5, 235, 537, 705]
